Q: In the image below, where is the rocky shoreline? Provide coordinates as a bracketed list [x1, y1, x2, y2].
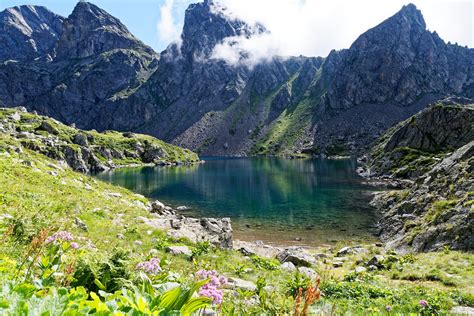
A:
[358, 98, 474, 253]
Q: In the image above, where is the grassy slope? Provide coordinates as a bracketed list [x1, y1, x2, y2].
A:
[0, 108, 199, 166]
[0, 121, 473, 313]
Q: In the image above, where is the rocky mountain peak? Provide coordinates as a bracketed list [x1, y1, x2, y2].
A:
[178, 0, 266, 61]
[55, 1, 154, 60]
[396, 3, 425, 28]
[350, 3, 426, 51]
[0, 5, 64, 61]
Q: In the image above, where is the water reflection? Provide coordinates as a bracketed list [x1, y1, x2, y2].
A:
[95, 157, 377, 246]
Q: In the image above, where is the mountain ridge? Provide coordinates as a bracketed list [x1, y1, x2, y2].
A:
[0, 1, 472, 156]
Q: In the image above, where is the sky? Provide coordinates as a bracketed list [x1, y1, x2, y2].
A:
[0, 0, 472, 58]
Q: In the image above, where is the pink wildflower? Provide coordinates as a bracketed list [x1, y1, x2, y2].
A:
[136, 258, 161, 275]
[196, 270, 228, 305]
[46, 231, 74, 244]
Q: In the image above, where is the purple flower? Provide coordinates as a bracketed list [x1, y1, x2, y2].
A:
[136, 258, 161, 275]
[385, 305, 392, 312]
[70, 242, 80, 250]
[46, 231, 74, 244]
[419, 300, 429, 307]
[196, 270, 227, 305]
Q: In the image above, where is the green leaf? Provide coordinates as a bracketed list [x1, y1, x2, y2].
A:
[158, 286, 181, 310]
[180, 297, 212, 316]
[0, 299, 9, 309]
[94, 279, 107, 291]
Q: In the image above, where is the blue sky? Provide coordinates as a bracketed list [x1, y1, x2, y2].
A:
[1, 0, 472, 58]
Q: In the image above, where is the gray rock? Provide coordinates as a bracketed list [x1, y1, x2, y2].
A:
[226, 277, 257, 292]
[355, 266, 367, 273]
[367, 255, 385, 268]
[280, 262, 296, 271]
[73, 133, 89, 147]
[151, 200, 166, 213]
[297, 267, 318, 280]
[336, 246, 353, 256]
[166, 245, 192, 256]
[450, 306, 474, 315]
[74, 217, 88, 232]
[239, 247, 255, 256]
[276, 247, 316, 267]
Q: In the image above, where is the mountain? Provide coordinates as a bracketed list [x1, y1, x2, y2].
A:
[0, 5, 63, 61]
[0, 1, 158, 127]
[0, 1, 472, 156]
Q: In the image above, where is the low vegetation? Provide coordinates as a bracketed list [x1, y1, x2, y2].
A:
[0, 109, 472, 314]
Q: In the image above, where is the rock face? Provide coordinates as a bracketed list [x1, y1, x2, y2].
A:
[0, 1, 472, 157]
[368, 97, 474, 178]
[322, 5, 473, 110]
[0, 5, 63, 61]
[366, 99, 474, 252]
[55, 2, 154, 60]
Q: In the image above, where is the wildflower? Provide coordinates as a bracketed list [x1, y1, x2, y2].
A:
[136, 257, 161, 275]
[419, 300, 429, 307]
[386, 305, 392, 312]
[70, 242, 80, 250]
[46, 231, 74, 244]
[196, 270, 227, 305]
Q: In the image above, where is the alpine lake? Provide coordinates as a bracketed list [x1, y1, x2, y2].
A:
[95, 157, 379, 247]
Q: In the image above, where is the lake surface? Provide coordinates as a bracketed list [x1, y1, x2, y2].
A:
[95, 157, 378, 247]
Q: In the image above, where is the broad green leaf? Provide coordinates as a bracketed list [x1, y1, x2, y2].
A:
[180, 297, 212, 316]
[158, 286, 181, 309]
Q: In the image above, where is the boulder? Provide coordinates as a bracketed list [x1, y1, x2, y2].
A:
[276, 247, 316, 267]
[298, 267, 318, 280]
[355, 266, 367, 273]
[239, 247, 255, 256]
[333, 261, 344, 268]
[166, 245, 192, 256]
[74, 217, 88, 232]
[73, 133, 89, 147]
[150, 200, 166, 213]
[367, 255, 385, 268]
[280, 262, 296, 271]
[226, 277, 257, 292]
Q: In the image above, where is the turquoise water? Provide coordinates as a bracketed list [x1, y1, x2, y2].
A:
[95, 157, 378, 247]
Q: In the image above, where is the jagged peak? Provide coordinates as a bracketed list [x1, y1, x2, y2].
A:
[348, 3, 427, 50]
[178, 0, 266, 60]
[55, 1, 155, 59]
[393, 3, 426, 29]
[68, 1, 125, 29]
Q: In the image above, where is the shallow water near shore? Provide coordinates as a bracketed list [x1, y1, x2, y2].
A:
[95, 157, 379, 247]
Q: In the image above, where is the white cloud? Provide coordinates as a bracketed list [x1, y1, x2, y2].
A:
[158, 0, 472, 64]
[216, 0, 473, 59]
[157, 0, 181, 43]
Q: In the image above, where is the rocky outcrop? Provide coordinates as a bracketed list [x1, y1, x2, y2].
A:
[0, 107, 199, 173]
[367, 97, 474, 178]
[366, 99, 474, 252]
[138, 203, 233, 249]
[0, 1, 472, 157]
